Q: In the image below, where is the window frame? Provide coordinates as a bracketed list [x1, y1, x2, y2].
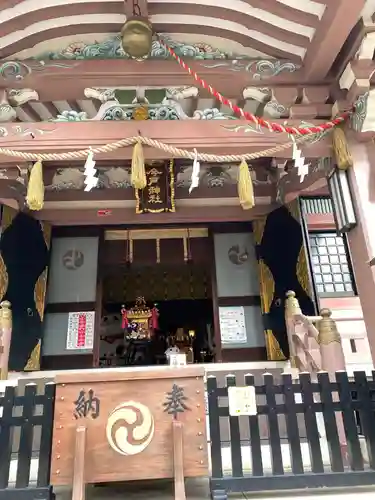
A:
[308, 230, 357, 298]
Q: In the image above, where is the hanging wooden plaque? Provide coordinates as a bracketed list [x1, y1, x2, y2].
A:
[135, 160, 176, 214]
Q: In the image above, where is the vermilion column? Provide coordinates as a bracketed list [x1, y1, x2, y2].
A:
[346, 141, 375, 362]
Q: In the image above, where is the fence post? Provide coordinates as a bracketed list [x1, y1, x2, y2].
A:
[0, 301, 12, 380]
[207, 375, 223, 479]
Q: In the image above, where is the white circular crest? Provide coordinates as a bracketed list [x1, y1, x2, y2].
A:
[106, 401, 155, 456]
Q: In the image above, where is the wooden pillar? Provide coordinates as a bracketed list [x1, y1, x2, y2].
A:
[0, 301, 12, 380]
[346, 141, 375, 363]
[93, 229, 104, 368]
[208, 229, 222, 362]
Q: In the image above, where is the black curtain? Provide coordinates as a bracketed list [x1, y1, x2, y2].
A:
[0, 212, 49, 371]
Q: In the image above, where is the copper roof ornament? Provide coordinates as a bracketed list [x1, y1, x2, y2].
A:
[121, 18, 153, 60]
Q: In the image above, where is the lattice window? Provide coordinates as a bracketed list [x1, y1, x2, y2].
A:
[309, 232, 356, 297]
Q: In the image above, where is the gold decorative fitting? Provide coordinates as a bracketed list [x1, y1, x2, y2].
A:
[255, 253, 285, 360]
[0, 300, 12, 330]
[285, 290, 302, 316]
[121, 18, 153, 59]
[296, 247, 311, 298]
[317, 308, 341, 345]
[24, 339, 41, 371]
[266, 331, 285, 361]
[133, 105, 148, 121]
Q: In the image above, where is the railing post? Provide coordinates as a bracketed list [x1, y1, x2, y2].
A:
[0, 300, 12, 380]
[284, 290, 301, 369]
[317, 308, 347, 452]
[317, 308, 345, 373]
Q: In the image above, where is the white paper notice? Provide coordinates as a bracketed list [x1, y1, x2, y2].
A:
[66, 311, 95, 350]
[168, 353, 187, 367]
[219, 306, 247, 344]
[228, 386, 257, 416]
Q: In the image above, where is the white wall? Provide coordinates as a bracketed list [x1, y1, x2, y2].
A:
[213, 232, 265, 350]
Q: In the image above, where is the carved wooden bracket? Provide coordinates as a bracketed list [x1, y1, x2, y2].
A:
[339, 25, 375, 134]
[242, 85, 333, 120]
[0, 88, 39, 123]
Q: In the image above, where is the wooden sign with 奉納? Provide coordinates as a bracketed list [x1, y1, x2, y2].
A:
[50, 366, 208, 487]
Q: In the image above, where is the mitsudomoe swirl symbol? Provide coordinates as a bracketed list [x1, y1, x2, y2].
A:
[106, 401, 155, 456]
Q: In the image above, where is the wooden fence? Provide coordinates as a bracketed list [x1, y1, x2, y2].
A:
[0, 383, 55, 500]
[2, 371, 375, 500]
[207, 371, 375, 500]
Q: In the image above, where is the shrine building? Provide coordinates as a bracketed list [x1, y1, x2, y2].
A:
[0, 0, 374, 378]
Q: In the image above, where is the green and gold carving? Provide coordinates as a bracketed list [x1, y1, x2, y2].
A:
[26, 221, 51, 371]
[0, 255, 8, 302]
[252, 218, 266, 245]
[33, 222, 51, 321]
[41, 221, 51, 250]
[259, 258, 274, 311]
[286, 198, 300, 224]
[1, 205, 16, 232]
[34, 269, 48, 322]
[253, 217, 286, 361]
[286, 199, 313, 300]
[24, 340, 41, 371]
[296, 246, 312, 298]
[259, 259, 285, 361]
[0, 206, 16, 303]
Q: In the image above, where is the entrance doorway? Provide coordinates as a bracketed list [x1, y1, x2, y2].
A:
[99, 227, 215, 367]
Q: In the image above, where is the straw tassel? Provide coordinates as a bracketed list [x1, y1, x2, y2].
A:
[238, 159, 255, 210]
[131, 140, 147, 189]
[26, 160, 44, 211]
[332, 126, 353, 170]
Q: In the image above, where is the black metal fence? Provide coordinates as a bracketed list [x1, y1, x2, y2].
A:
[207, 371, 375, 500]
[0, 383, 55, 500]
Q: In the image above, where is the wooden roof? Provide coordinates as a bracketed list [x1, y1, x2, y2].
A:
[0, 0, 370, 79]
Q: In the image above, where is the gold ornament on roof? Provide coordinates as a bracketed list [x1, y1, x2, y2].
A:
[121, 18, 153, 60]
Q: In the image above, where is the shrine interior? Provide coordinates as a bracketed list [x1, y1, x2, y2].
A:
[99, 227, 214, 367]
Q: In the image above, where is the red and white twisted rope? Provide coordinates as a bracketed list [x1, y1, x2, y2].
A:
[159, 38, 353, 136]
